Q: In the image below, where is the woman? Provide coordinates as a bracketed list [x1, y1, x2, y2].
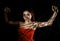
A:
[4, 5, 58, 41]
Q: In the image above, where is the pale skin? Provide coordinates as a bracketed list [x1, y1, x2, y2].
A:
[4, 5, 58, 30]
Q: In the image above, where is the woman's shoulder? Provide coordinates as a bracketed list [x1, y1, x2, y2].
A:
[19, 22, 24, 24]
[32, 21, 38, 23]
[19, 21, 39, 25]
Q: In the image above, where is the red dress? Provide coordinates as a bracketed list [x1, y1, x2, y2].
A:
[18, 27, 35, 41]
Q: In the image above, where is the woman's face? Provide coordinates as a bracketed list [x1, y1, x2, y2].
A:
[23, 10, 32, 21]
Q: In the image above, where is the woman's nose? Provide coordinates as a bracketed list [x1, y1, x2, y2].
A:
[25, 16, 29, 18]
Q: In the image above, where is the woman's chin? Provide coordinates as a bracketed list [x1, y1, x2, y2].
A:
[24, 19, 31, 21]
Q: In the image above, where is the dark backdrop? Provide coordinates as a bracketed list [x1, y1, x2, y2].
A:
[0, 0, 60, 41]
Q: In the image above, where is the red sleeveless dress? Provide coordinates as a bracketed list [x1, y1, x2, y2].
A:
[18, 27, 35, 41]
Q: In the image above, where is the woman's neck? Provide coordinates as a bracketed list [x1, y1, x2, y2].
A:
[25, 20, 32, 24]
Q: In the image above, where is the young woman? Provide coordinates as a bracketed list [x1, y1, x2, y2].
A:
[4, 5, 58, 41]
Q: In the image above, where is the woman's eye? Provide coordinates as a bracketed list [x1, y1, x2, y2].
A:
[27, 14, 30, 16]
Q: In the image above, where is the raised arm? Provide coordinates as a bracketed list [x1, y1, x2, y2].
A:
[4, 7, 19, 25]
[37, 5, 58, 28]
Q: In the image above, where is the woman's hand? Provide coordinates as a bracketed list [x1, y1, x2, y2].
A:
[4, 7, 11, 13]
[37, 5, 59, 28]
[52, 5, 58, 13]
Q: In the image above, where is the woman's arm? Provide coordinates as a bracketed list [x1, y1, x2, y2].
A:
[37, 5, 58, 28]
[4, 7, 19, 25]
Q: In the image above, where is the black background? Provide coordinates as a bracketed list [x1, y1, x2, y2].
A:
[0, 0, 60, 41]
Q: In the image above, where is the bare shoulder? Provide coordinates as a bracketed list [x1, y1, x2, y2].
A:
[19, 22, 24, 25]
[32, 21, 39, 25]
[33, 21, 39, 23]
[32, 21, 37, 23]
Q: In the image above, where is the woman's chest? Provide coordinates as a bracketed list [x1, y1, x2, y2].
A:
[19, 22, 37, 30]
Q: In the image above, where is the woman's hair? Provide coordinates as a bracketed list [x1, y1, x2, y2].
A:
[23, 9, 35, 21]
